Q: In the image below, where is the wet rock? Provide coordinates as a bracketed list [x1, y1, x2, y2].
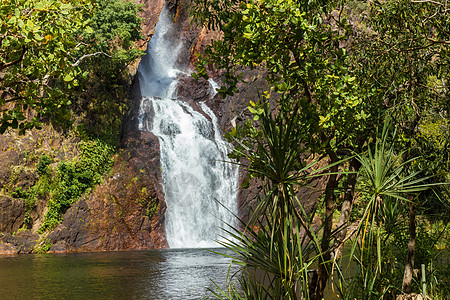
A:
[134, 0, 165, 49]
[177, 74, 213, 102]
[166, 0, 179, 15]
[47, 198, 99, 252]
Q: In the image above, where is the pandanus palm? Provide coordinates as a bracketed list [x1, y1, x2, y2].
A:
[346, 119, 442, 298]
[212, 113, 444, 300]
[210, 98, 344, 300]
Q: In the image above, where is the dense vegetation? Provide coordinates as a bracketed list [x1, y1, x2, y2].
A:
[1, 0, 448, 297]
[191, 0, 449, 299]
[0, 0, 142, 134]
[1, 0, 143, 233]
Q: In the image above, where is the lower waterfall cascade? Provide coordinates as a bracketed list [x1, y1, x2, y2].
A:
[137, 6, 238, 248]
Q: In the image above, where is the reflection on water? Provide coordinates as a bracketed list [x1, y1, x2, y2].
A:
[0, 249, 236, 300]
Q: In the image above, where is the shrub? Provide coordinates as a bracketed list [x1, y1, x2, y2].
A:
[38, 139, 114, 233]
[36, 155, 52, 176]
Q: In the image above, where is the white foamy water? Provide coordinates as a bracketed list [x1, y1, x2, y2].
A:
[137, 6, 238, 248]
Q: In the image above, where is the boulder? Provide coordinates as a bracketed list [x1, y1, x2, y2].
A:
[0, 231, 38, 254]
[0, 197, 26, 234]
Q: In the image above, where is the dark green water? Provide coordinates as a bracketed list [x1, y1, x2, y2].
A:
[0, 248, 235, 300]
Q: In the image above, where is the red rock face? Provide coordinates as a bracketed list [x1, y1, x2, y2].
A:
[46, 131, 169, 252]
[0, 197, 26, 234]
[135, 0, 166, 49]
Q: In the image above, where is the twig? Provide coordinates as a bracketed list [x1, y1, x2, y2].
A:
[71, 52, 112, 67]
[411, 0, 445, 5]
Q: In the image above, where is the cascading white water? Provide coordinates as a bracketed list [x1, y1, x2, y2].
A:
[137, 6, 238, 248]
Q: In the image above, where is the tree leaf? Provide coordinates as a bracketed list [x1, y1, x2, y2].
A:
[63, 73, 74, 82]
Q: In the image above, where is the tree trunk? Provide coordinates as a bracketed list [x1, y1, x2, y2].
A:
[331, 158, 361, 262]
[402, 200, 416, 293]
[314, 151, 339, 300]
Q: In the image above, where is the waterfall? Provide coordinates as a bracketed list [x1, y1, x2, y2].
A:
[137, 6, 238, 248]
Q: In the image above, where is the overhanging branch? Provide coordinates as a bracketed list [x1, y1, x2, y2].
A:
[71, 52, 112, 67]
[0, 45, 26, 71]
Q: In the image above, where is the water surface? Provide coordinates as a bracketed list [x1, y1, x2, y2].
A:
[0, 248, 235, 300]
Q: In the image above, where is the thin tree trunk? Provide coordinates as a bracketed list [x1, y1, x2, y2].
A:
[402, 200, 416, 293]
[331, 158, 361, 262]
[314, 151, 339, 300]
[401, 113, 419, 294]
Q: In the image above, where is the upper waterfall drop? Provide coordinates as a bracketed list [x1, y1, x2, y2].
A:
[137, 6, 238, 248]
[137, 7, 182, 99]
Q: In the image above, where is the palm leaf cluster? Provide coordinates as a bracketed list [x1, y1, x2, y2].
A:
[210, 109, 446, 299]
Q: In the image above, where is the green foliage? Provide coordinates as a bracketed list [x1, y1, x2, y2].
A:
[11, 186, 36, 227]
[75, 0, 143, 80]
[354, 0, 450, 153]
[0, 0, 143, 134]
[36, 155, 52, 176]
[343, 219, 449, 299]
[145, 198, 159, 219]
[38, 139, 114, 232]
[193, 0, 369, 154]
[11, 187, 31, 199]
[137, 187, 159, 219]
[0, 0, 95, 133]
[192, 0, 449, 297]
[77, 139, 114, 184]
[34, 238, 52, 254]
[88, 0, 142, 51]
[356, 122, 434, 203]
[70, 0, 143, 146]
[339, 121, 448, 298]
